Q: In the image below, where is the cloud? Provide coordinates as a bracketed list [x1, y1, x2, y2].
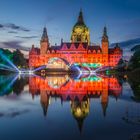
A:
[110, 38, 140, 60]
[0, 24, 4, 28]
[46, 16, 55, 23]
[0, 40, 30, 51]
[0, 23, 30, 32]
[8, 31, 18, 34]
[15, 35, 39, 39]
[0, 109, 30, 118]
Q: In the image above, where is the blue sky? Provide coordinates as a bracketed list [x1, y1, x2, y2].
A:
[0, 0, 140, 49]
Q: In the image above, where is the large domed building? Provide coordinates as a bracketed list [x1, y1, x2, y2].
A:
[71, 9, 90, 45]
[29, 10, 123, 69]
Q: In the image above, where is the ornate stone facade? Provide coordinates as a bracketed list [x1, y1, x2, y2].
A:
[29, 10, 122, 68]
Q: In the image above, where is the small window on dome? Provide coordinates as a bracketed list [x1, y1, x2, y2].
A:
[77, 35, 81, 42]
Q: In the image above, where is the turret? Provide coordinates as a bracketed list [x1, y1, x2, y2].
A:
[40, 27, 49, 55]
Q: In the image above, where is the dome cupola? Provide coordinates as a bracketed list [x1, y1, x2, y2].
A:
[71, 9, 90, 45]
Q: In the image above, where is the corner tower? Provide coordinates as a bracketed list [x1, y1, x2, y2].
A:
[71, 9, 90, 45]
[102, 26, 109, 66]
[40, 27, 49, 55]
[102, 26, 109, 54]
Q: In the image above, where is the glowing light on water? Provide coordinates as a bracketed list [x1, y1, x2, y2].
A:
[82, 75, 102, 82]
[18, 70, 34, 75]
[0, 50, 19, 72]
[33, 65, 46, 72]
[0, 64, 18, 72]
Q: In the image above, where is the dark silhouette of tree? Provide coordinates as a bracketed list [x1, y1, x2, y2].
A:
[129, 45, 140, 70]
[13, 49, 28, 68]
[117, 58, 127, 71]
[13, 77, 28, 95]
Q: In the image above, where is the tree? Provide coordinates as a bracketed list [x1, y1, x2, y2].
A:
[117, 58, 127, 71]
[13, 49, 28, 68]
[129, 45, 140, 70]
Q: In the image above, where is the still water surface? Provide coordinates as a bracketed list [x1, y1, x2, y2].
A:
[0, 74, 140, 140]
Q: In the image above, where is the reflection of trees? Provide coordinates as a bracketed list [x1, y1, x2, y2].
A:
[0, 75, 16, 96]
[0, 74, 29, 96]
[13, 77, 28, 95]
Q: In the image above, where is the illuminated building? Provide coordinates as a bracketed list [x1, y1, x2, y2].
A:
[29, 75, 122, 118]
[29, 10, 123, 69]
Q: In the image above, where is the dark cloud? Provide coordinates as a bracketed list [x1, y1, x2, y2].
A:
[110, 38, 140, 60]
[0, 41, 30, 51]
[8, 31, 18, 34]
[44, 15, 57, 24]
[15, 35, 39, 39]
[0, 23, 30, 32]
[111, 38, 140, 48]
[0, 24, 4, 28]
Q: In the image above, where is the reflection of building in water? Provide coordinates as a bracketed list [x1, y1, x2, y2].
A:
[71, 98, 89, 132]
[40, 90, 50, 116]
[29, 76, 122, 119]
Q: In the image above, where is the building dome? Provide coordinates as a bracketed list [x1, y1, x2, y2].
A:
[71, 10, 90, 45]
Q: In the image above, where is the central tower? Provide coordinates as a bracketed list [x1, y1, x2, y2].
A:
[71, 10, 90, 45]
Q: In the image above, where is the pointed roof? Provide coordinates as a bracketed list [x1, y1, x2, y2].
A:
[78, 9, 84, 25]
[41, 27, 49, 42]
[103, 26, 107, 36]
[102, 26, 108, 42]
[75, 9, 86, 26]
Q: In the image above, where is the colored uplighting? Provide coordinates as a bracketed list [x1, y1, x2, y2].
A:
[0, 50, 19, 72]
[29, 11, 122, 69]
[82, 76, 102, 82]
[18, 70, 34, 75]
[81, 63, 102, 68]
[0, 74, 18, 96]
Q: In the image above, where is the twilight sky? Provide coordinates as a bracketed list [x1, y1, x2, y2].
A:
[0, 0, 140, 49]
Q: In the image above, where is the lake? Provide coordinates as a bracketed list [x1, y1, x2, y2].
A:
[0, 73, 140, 140]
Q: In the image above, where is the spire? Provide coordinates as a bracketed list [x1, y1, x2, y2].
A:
[102, 26, 108, 42]
[103, 26, 107, 36]
[41, 27, 49, 42]
[61, 38, 63, 44]
[77, 9, 85, 25]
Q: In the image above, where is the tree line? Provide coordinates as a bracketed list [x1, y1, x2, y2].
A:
[0, 48, 28, 68]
